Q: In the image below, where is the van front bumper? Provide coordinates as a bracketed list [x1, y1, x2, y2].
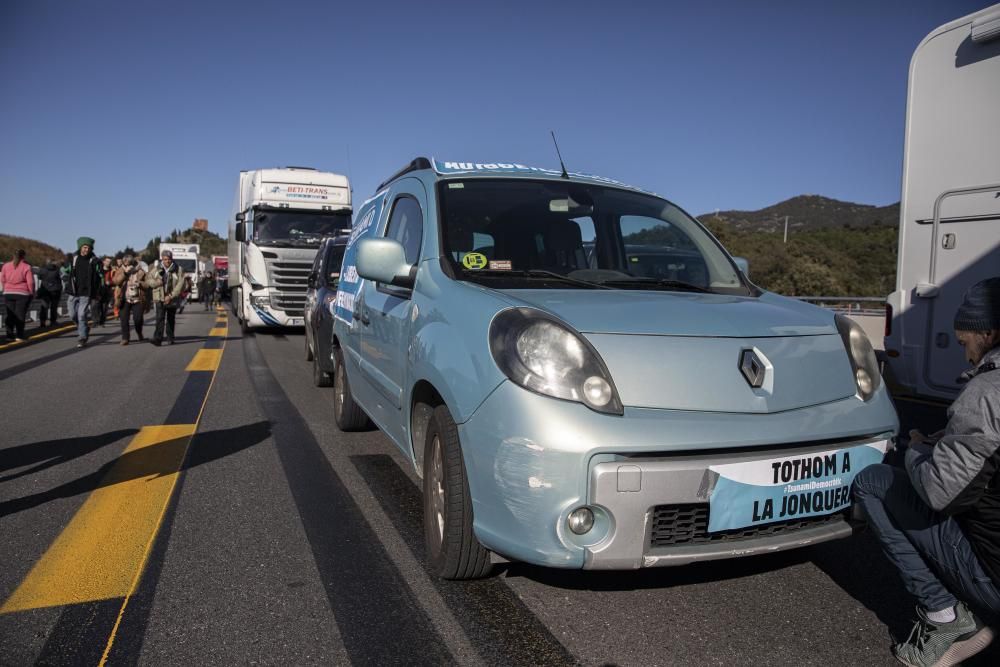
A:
[457, 381, 897, 570]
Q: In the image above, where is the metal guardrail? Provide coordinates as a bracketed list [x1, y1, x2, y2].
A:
[0, 293, 70, 328]
[792, 295, 887, 316]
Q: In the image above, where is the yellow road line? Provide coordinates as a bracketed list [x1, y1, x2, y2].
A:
[185, 349, 222, 371]
[0, 425, 197, 613]
[98, 325, 227, 664]
[208, 327, 228, 337]
[0, 323, 76, 351]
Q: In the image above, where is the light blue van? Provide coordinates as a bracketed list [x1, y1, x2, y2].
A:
[329, 158, 898, 579]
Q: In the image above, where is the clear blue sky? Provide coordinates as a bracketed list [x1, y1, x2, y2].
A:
[0, 0, 993, 255]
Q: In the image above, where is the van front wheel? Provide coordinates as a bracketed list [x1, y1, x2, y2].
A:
[423, 405, 492, 580]
[332, 348, 370, 431]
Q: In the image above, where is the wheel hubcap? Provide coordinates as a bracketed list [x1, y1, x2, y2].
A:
[430, 435, 445, 547]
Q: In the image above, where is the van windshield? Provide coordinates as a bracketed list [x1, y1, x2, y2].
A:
[438, 179, 749, 295]
[253, 209, 352, 247]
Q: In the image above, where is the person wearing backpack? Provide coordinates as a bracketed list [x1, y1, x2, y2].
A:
[66, 237, 103, 348]
[35, 258, 63, 328]
[112, 255, 147, 345]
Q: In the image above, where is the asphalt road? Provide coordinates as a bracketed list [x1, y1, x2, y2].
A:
[0, 306, 995, 666]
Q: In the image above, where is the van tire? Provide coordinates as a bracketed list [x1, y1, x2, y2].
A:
[333, 348, 370, 431]
[423, 405, 492, 580]
[312, 354, 332, 387]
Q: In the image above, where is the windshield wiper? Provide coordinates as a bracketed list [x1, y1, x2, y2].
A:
[465, 269, 615, 290]
[599, 277, 712, 293]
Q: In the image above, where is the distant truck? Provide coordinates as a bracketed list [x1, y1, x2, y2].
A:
[158, 242, 201, 300]
[212, 255, 228, 278]
[883, 4, 1000, 400]
[228, 167, 352, 330]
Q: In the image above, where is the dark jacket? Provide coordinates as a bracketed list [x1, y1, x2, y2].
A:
[906, 346, 1000, 583]
[66, 253, 102, 297]
[36, 262, 63, 295]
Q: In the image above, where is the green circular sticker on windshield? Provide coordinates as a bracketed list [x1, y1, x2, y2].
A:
[462, 252, 488, 270]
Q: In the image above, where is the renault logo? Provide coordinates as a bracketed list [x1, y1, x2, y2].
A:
[740, 349, 767, 388]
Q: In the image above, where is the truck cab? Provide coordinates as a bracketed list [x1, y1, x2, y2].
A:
[228, 167, 352, 330]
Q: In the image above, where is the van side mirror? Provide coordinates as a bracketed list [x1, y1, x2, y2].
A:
[236, 212, 246, 222]
[356, 238, 414, 288]
[235, 222, 246, 243]
[733, 256, 750, 278]
[307, 271, 317, 288]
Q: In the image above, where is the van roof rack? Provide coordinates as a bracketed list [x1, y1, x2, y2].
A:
[377, 157, 432, 191]
[285, 166, 317, 170]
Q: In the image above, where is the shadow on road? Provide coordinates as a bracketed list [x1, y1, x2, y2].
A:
[0, 428, 139, 484]
[0, 421, 270, 518]
[351, 453, 576, 666]
[500, 544, 811, 591]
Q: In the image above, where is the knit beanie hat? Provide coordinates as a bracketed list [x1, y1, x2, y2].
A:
[77, 236, 95, 250]
[954, 277, 1000, 331]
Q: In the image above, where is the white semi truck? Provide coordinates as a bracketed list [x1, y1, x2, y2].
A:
[883, 4, 1000, 400]
[229, 167, 352, 330]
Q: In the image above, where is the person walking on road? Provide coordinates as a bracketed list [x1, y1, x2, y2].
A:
[199, 271, 215, 311]
[66, 237, 103, 348]
[854, 277, 1000, 667]
[112, 256, 147, 345]
[146, 249, 184, 346]
[1, 249, 34, 342]
[35, 258, 63, 327]
[111, 257, 124, 318]
[95, 256, 113, 327]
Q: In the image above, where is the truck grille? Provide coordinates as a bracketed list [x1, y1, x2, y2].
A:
[266, 260, 312, 316]
[649, 504, 847, 548]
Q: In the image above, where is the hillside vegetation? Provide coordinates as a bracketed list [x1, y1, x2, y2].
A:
[129, 228, 227, 265]
[699, 195, 899, 297]
[0, 234, 68, 267]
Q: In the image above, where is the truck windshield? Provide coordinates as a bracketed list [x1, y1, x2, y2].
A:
[176, 258, 197, 273]
[253, 210, 352, 247]
[438, 179, 749, 295]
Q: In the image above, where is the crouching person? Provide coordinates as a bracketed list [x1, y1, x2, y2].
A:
[854, 277, 1000, 667]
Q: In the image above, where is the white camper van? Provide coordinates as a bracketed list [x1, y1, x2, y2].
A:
[229, 167, 352, 330]
[883, 4, 1000, 401]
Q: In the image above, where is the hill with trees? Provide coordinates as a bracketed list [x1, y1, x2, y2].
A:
[0, 234, 68, 267]
[129, 228, 227, 265]
[698, 195, 900, 297]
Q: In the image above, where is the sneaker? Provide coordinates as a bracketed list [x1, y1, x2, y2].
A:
[151, 339, 162, 347]
[121, 340, 129, 346]
[77, 340, 86, 348]
[894, 602, 993, 667]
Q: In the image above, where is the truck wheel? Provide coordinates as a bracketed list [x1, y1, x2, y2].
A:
[423, 405, 492, 580]
[312, 354, 332, 387]
[305, 333, 314, 361]
[333, 348, 370, 430]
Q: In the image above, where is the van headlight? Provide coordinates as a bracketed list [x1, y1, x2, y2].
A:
[251, 294, 271, 309]
[835, 314, 881, 401]
[489, 308, 623, 415]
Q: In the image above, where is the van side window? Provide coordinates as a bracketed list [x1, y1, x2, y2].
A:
[325, 244, 346, 285]
[386, 196, 423, 266]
